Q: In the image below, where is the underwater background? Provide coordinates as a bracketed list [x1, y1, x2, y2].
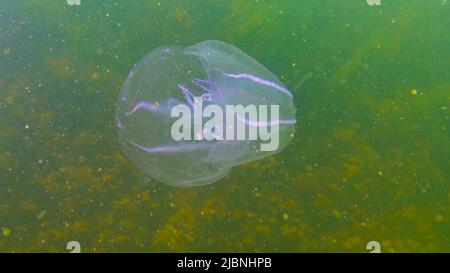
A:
[0, 0, 448, 252]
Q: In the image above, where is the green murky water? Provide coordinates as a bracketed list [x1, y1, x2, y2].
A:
[0, 0, 448, 252]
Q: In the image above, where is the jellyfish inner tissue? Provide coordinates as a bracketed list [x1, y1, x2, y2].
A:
[170, 96, 281, 152]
